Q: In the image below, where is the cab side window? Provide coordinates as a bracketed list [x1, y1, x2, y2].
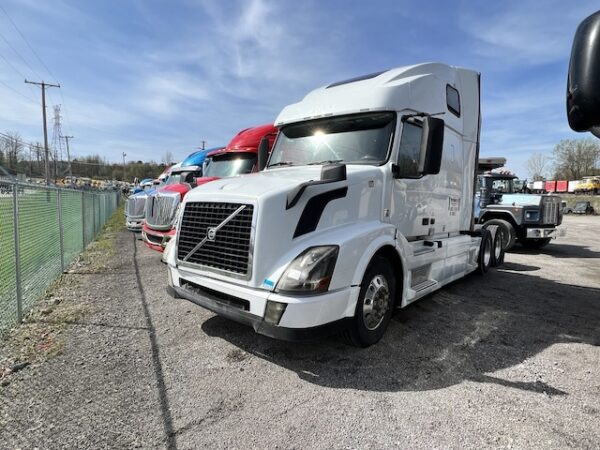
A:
[396, 122, 422, 178]
[446, 85, 460, 117]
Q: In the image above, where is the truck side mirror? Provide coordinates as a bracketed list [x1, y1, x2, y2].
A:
[567, 10, 600, 137]
[257, 137, 269, 171]
[419, 116, 444, 175]
[202, 158, 210, 174]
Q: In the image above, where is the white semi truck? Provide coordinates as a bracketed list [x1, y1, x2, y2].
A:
[166, 63, 505, 346]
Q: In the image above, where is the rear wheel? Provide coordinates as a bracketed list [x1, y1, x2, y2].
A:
[483, 218, 516, 251]
[477, 229, 493, 275]
[521, 237, 551, 249]
[487, 225, 505, 267]
[342, 256, 396, 347]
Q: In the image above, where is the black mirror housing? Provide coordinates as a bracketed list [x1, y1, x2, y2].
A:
[257, 137, 270, 171]
[567, 10, 600, 133]
[419, 116, 444, 175]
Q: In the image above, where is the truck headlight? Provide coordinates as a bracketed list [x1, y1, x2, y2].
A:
[276, 246, 339, 295]
[525, 210, 539, 221]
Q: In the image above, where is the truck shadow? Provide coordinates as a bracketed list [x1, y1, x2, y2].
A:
[510, 243, 600, 259]
[201, 269, 599, 394]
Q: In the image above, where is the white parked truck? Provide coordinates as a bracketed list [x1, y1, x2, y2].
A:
[166, 63, 504, 346]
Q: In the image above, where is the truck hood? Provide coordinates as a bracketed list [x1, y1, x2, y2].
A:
[180, 164, 385, 288]
[494, 194, 542, 207]
[157, 183, 190, 200]
[194, 176, 220, 186]
[187, 165, 375, 200]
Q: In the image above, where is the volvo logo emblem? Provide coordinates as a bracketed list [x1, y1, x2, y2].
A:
[207, 227, 217, 241]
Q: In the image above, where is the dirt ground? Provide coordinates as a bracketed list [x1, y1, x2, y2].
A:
[0, 215, 599, 449]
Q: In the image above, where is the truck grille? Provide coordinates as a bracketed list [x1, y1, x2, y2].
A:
[542, 196, 560, 225]
[177, 202, 254, 276]
[126, 195, 147, 219]
[146, 192, 180, 230]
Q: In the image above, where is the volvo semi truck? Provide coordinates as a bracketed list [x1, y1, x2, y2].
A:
[164, 63, 506, 346]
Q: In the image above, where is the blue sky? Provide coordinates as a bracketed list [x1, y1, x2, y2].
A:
[0, 0, 598, 177]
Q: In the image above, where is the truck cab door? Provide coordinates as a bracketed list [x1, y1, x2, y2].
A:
[389, 121, 434, 239]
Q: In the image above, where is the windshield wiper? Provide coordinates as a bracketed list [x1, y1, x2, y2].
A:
[307, 159, 343, 165]
[268, 161, 296, 167]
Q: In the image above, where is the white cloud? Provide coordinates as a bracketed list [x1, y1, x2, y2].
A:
[458, 1, 598, 66]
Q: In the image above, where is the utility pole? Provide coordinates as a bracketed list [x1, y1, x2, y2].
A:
[122, 152, 127, 182]
[25, 79, 60, 185]
[62, 135, 73, 180]
[201, 140, 206, 150]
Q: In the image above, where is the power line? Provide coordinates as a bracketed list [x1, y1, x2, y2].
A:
[0, 50, 41, 102]
[0, 131, 42, 148]
[0, 6, 71, 135]
[0, 78, 39, 104]
[0, 29, 43, 80]
[0, 5, 59, 84]
[0, 48, 27, 79]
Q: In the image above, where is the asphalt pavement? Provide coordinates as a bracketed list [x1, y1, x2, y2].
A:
[1, 215, 599, 449]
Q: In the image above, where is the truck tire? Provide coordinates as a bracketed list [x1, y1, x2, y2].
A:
[486, 225, 505, 267]
[483, 219, 515, 251]
[342, 256, 396, 347]
[477, 229, 493, 275]
[521, 237, 551, 249]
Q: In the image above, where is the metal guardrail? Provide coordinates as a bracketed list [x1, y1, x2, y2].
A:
[0, 181, 120, 335]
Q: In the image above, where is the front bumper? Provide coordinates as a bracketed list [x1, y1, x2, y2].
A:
[167, 267, 357, 341]
[525, 227, 567, 239]
[142, 226, 176, 252]
[126, 218, 144, 232]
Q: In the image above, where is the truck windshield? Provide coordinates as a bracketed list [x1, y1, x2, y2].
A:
[268, 112, 396, 167]
[487, 177, 515, 194]
[204, 153, 257, 178]
[166, 171, 199, 185]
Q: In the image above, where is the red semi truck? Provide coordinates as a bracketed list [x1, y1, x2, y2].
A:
[142, 123, 278, 252]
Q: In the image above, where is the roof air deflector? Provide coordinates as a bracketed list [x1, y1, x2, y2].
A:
[326, 70, 388, 89]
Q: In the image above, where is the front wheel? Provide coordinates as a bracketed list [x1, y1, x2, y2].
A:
[342, 256, 396, 347]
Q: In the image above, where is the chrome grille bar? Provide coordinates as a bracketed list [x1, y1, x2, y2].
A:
[177, 202, 254, 276]
[146, 193, 180, 230]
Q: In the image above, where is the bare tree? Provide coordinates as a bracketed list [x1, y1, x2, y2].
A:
[553, 138, 600, 179]
[162, 150, 174, 166]
[526, 152, 550, 180]
[0, 132, 24, 171]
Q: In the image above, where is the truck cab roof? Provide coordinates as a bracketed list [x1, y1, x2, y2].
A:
[276, 62, 480, 144]
[208, 124, 278, 158]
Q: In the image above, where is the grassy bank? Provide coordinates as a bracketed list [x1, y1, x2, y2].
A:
[0, 204, 125, 383]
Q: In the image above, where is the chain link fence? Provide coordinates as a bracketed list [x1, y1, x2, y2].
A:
[0, 181, 120, 335]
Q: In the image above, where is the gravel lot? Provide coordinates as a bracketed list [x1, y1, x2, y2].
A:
[1, 215, 599, 449]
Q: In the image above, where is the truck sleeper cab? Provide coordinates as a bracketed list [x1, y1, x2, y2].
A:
[166, 63, 503, 346]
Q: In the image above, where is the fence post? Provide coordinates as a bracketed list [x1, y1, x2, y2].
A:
[12, 182, 23, 323]
[57, 189, 65, 272]
[81, 191, 86, 248]
[92, 194, 96, 236]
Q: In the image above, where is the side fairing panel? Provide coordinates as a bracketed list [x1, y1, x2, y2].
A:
[457, 69, 480, 231]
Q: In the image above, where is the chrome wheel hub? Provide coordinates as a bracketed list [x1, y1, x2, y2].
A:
[362, 275, 390, 331]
